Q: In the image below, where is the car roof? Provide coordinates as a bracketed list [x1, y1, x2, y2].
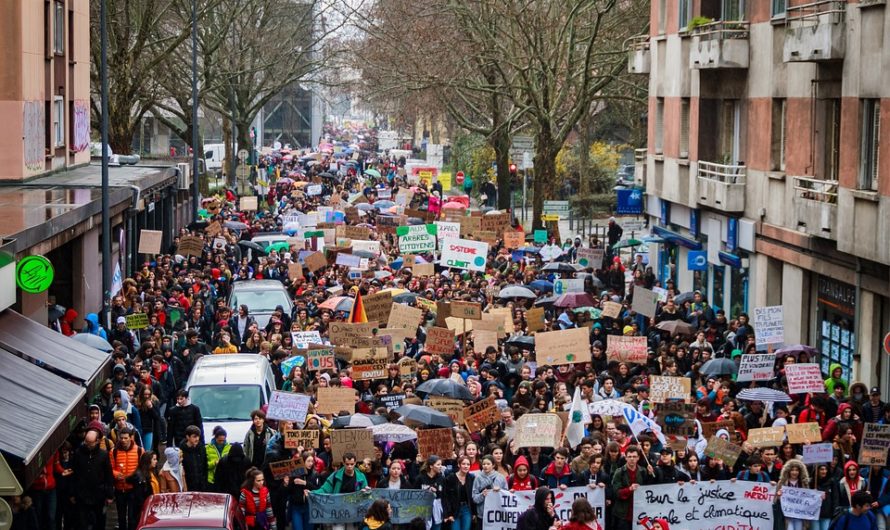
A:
[187, 354, 271, 386]
[138, 492, 231, 527]
[230, 279, 290, 291]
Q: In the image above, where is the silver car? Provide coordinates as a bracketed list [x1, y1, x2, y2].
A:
[228, 279, 293, 328]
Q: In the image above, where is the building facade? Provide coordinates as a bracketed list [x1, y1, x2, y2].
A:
[631, 0, 890, 387]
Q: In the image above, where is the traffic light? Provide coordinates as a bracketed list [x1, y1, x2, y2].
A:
[509, 163, 517, 176]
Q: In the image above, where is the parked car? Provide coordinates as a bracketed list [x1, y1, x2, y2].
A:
[137, 492, 246, 529]
[228, 279, 294, 328]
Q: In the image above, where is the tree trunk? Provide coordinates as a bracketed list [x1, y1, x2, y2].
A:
[492, 129, 512, 211]
[222, 118, 232, 183]
[109, 105, 137, 154]
[532, 133, 558, 231]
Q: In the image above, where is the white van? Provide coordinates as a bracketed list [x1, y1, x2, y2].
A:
[204, 143, 226, 171]
[185, 354, 276, 443]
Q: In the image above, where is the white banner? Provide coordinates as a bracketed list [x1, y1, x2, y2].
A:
[441, 238, 489, 272]
[482, 486, 605, 530]
[633, 481, 776, 530]
[779, 486, 822, 521]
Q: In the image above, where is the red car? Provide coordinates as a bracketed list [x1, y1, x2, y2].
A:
[137, 492, 246, 530]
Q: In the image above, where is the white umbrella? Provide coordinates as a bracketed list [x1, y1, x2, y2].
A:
[588, 399, 628, 417]
[737, 388, 792, 402]
[370, 423, 418, 443]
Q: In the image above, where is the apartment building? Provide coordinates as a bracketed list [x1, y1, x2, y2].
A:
[629, 0, 890, 387]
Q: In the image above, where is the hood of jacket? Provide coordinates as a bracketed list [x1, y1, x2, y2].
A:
[829, 363, 843, 380]
[85, 313, 100, 330]
[513, 456, 530, 473]
[533, 487, 553, 512]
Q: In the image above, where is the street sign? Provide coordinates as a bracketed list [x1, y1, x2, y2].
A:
[522, 152, 534, 170]
[237, 149, 249, 161]
[622, 220, 644, 232]
[541, 214, 560, 222]
[510, 135, 535, 165]
[884, 332, 890, 355]
[455, 171, 465, 185]
[543, 201, 570, 216]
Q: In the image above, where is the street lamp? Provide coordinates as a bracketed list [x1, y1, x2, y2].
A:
[191, 0, 200, 221]
[100, 0, 111, 326]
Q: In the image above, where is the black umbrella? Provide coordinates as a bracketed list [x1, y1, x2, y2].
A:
[331, 414, 387, 428]
[415, 379, 473, 400]
[225, 220, 249, 231]
[700, 357, 737, 377]
[534, 295, 559, 306]
[506, 335, 535, 349]
[541, 262, 577, 274]
[673, 291, 702, 305]
[393, 293, 420, 304]
[47, 304, 65, 323]
[393, 404, 455, 428]
[238, 240, 267, 254]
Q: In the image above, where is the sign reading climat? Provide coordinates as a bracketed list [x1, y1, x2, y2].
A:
[441, 238, 489, 272]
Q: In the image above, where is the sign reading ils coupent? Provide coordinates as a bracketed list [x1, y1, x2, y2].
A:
[633, 481, 776, 530]
[482, 486, 605, 530]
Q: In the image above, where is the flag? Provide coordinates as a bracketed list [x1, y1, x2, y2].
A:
[110, 262, 123, 297]
[620, 402, 667, 445]
[349, 286, 368, 323]
[565, 386, 591, 449]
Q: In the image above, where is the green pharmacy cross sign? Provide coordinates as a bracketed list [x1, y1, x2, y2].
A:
[16, 255, 54, 293]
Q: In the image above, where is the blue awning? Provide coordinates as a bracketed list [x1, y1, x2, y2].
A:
[651, 226, 702, 250]
[719, 251, 743, 268]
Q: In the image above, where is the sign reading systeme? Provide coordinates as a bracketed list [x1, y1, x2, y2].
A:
[616, 188, 643, 215]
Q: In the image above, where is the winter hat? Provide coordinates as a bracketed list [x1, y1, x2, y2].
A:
[113, 410, 127, 421]
[87, 420, 107, 435]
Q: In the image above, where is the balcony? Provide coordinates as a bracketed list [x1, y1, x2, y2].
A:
[634, 148, 647, 188]
[696, 161, 746, 212]
[689, 21, 749, 69]
[626, 35, 651, 74]
[791, 176, 838, 239]
[784, 1, 846, 62]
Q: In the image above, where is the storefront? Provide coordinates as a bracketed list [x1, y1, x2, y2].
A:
[815, 275, 856, 382]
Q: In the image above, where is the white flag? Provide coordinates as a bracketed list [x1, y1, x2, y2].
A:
[566, 387, 591, 449]
[110, 262, 123, 297]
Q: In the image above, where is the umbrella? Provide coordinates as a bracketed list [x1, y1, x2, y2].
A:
[365, 168, 382, 178]
[518, 246, 540, 254]
[498, 286, 537, 299]
[319, 172, 339, 181]
[774, 344, 819, 359]
[47, 304, 65, 323]
[225, 220, 249, 230]
[72, 333, 114, 353]
[535, 295, 559, 306]
[391, 255, 427, 269]
[506, 335, 535, 349]
[416, 379, 474, 400]
[673, 291, 702, 305]
[612, 238, 643, 250]
[642, 234, 666, 244]
[553, 293, 596, 308]
[393, 404, 455, 428]
[700, 357, 738, 377]
[542, 262, 577, 274]
[356, 203, 375, 211]
[318, 296, 353, 312]
[655, 320, 697, 337]
[331, 414, 387, 428]
[407, 217, 424, 226]
[370, 423, 417, 442]
[374, 270, 393, 280]
[373, 200, 395, 209]
[393, 293, 419, 304]
[588, 399, 629, 417]
[737, 388, 791, 402]
[238, 240, 267, 254]
[528, 280, 554, 292]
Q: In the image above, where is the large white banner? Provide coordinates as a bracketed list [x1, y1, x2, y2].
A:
[483, 486, 605, 530]
[633, 481, 776, 530]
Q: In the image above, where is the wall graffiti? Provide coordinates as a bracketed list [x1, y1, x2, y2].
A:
[73, 100, 90, 152]
[23, 101, 45, 170]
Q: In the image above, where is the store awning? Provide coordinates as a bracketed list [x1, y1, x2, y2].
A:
[0, 310, 110, 393]
[719, 251, 743, 268]
[0, 348, 85, 486]
[651, 226, 703, 250]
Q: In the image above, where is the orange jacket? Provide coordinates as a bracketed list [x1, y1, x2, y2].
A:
[109, 443, 143, 491]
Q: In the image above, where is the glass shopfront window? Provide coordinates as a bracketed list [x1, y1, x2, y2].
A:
[816, 275, 856, 380]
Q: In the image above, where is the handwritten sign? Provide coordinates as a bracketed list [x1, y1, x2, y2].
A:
[483, 487, 605, 530]
[388, 303, 423, 330]
[399, 359, 417, 384]
[473, 329, 499, 354]
[747, 426, 786, 448]
[292, 331, 322, 350]
[514, 413, 563, 448]
[428, 396, 464, 424]
[309, 490, 434, 525]
[606, 335, 648, 364]
[785, 363, 825, 394]
[363, 291, 393, 326]
[464, 396, 500, 432]
[316, 387, 355, 415]
[440, 237, 489, 272]
[413, 262, 435, 276]
[601, 301, 623, 319]
[780, 486, 822, 521]
[288, 262, 304, 280]
[631, 286, 659, 318]
[269, 458, 304, 479]
[700, 420, 736, 441]
[240, 196, 258, 211]
[451, 301, 482, 320]
[284, 429, 320, 449]
[736, 353, 776, 382]
[648, 376, 691, 403]
[417, 428, 454, 459]
[753, 305, 785, 347]
[576, 248, 603, 270]
[435, 222, 461, 246]
[785, 422, 821, 444]
[378, 393, 405, 411]
[329, 322, 378, 348]
[860, 423, 890, 466]
[266, 391, 311, 423]
[304, 251, 328, 273]
[425, 327, 455, 355]
[503, 231, 524, 250]
[656, 401, 697, 438]
[351, 358, 389, 381]
[535, 327, 591, 366]
[177, 235, 205, 257]
[633, 481, 775, 530]
[802, 442, 834, 465]
[525, 307, 545, 333]
[138, 230, 163, 254]
[306, 349, 336, 371]
[330, 428, 375, 462]
[125, 313, 148, 330]
[705, 435, 743, 467]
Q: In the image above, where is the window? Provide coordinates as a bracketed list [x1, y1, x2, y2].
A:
[859, 99, 880, 190]
[680, 98, 690, 159]
[655, 98, 664, 154]
[772, 0, 787, 17]
[53, 2, 64, 54]
[679, 0, 693, 31]
[722, 0, 746, 20]
[53, 96, 64, 147]
[824, 99, 841, 181]
[770, 99, 786, 171]
[658, 0, 666, 34]
[720, 100, 741, 164]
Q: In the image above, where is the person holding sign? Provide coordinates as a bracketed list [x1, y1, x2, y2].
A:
[471, 455, 508, 518]
[776, 459, 818, 530]
[561, 497, 604, 530]
[443, 456, 475, 530]
[516, 487, 556, 530]
[611, 446, 653, 530]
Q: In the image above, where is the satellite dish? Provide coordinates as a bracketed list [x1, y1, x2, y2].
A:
[0, 497, 11, 530]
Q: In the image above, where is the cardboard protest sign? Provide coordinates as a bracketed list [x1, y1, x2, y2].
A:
[417, 428, 454, 459]
[425, 327, 455, 355]
[605, 335, 647, 363]
[576, 248, 603, 269]
[342, 225, 371, 240]
[316, 387, 355, 415]
[753, 305, 784, 347]
[292, 331, 322, 350]
[349, 346, 391, 361]
[335, 253, 362, 268]
[177, 235, 205, 256]
[269, 458, 304, 479]
[240, 196, 258, 210]
[205, 221, 222, 237]
[351, 240, 381, 255]
[780, 486, 822, 521]
[363, 291, 393, 326]
[514, 413, 563, 448]
[304, 251, 328, 273]
[480, 212, 510, 235]
[648, 376, 691, 403]
[435, 222, 461, 246]
[306, 348, 336, 371]
[412, 262, 435, 276]
[736, 353, 776, 382]
[266, 391, 311, 423]
[388, 303, 423, 330]
[503, 231, 524, 250]
[631, 286, 659, 318]
[284, 430, 320, 449]
[656, 401, 698, 438]
[785, 422, 821, 444]
[329, 322, 378, 347]
[700, 420, 736, 441]
[473, 329, 499, 354]
[397, 224, 437, 253]
[601, 301, 623, 319]
[351, 358, 389, 380]
[288, 262, 304, 280]
[399, 358, 417, 383]
[473, 313, 505, 338]
[784, 364, 825, 394]
[803, 443, 834, 465]
[464, 396, 500, 432]
[535, 327, 591, 366]
[459, 216, 482, 236]
[445, 316, 473, 335]
[525, 307, 545, 332]
[860, 423, 890, 466]
[330, 428, 375, 462]
[705, 436, 743, 467]
[747, 426, 786, 448]
[378, 328, 411, 355]
[634, 481, 775, 530]
[428, 396, 464, 424]
[138, 230, 163, 254]
[415, 297, 437, 313]
[125, 313, 149, 330]
[451, 301, 482, 320]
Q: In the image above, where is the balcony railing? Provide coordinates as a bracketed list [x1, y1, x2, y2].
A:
[784, 1, 846, 62]
[696, 161, 746, 212]
[625, 35, 651, 74]
[793, 176, 838, 204]
[690, 21, 750, 69]
[792, 176, 838, 238]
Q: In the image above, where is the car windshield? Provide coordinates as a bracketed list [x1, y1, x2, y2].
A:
[231, 289, 290, 313]
[188, 385, 261, 421]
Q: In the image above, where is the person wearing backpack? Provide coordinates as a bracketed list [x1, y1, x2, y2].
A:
[830, 490, 879, 530]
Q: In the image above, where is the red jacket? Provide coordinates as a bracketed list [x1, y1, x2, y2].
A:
[30, 453, 61, 491]
[563, 520, 603, 530]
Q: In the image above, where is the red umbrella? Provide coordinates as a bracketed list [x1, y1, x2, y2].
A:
[553, 293, 596, 308]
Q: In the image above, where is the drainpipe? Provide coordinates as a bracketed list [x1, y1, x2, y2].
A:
[854, 257, 862, 376]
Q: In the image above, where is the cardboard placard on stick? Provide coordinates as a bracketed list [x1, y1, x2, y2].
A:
[425, 327, 455, 355]
[700, 420, 736, 441]
[284, 430, 320, 449]
[535, 327, 591, 366]
[329, 321, 379, 348]
[178, 235, 205, 257]
[601, 301, 623, 319]
[330, 428, 375, 462]
[648, 376, 691, 403]
[428, 396, 464, 424]
[138, 230, 163, 255]
[860, 423, 890, 466]
[785, 364, 825, 395]
[473, 329, 499, 354]
[266, 391, 311, 423]
[352, 358, 389, 380]
[605, 335, 648, 364]
[631, 286, 659, 318]
[656, 401, 698, 438]
[417, 428, 455, 459]
[503, 231, 524, 250]
[269, 458, 304, 479]
[747, 427, 786, 448]
[514, 413, 563, 448]
[388, 303, 423, 330]
[464, 396, 500, 432]
[525, 307, 546, 333]
[316, 387, 355, 415]
[306, 348, 336, 371]
[364, 291, 393, 326]
[304, 251, 328, 273]
[785, 423, 822, 444]
[240, 196, 258, 211]
[704, 436, 743, 468]
[413, 263, 435, 277]
[451, 301, 482, 320]
[288, 262, 304, 280]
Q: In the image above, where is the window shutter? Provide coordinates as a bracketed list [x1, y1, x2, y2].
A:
[872, 101, 880, 189]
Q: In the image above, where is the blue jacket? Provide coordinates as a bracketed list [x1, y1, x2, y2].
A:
[84, 313, 108, 339]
